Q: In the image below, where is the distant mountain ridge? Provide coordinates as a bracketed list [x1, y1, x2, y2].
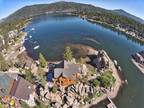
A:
[113, 9, 144, 24]
[4, 1, 144, 24]
[6, 1, 108, 21]
[3, 1, 143, 24]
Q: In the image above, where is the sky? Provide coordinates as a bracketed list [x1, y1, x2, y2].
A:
[0, 0, 144, 20]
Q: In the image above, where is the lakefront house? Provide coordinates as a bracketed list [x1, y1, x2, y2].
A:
[0, 72, 35, 106]
[53, 60, 82, 87]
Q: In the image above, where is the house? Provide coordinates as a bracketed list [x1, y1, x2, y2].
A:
[53, 60, 81, 87]
[0, 73, 35, 106]
[10, 76, 34, 101]
[8, 30, 18, 38]
[92, 51, 109, 71]
[0, 73, 14, 97]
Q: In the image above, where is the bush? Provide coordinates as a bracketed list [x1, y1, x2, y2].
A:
[51, 86, 57, 93]
[92, 79, 100, 87]
[98, 71, 116, 88]
[0, 53, 9, 71]
[25, 69, 35, 83]
[20, 101, 29, 108]
[34, 99, 50, 108]
[77, 57, 85, 64]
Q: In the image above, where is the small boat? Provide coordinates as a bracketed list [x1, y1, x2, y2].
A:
[33, 45, 40, 50]
[29, 35, 32, 38]
[125, 79, 128, 84]
[34, 41, 37, 44]
[31, 28, 35, 31]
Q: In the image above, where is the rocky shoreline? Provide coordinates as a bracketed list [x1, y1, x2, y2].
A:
[51, 44, 123, 108]
[79, 15, 144, 44]
[9, 21, 123, 107]
[77, 45, 122, 108]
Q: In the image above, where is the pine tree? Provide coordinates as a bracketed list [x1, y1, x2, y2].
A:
[0, 53, 8, 71]
[39, 53, 47, 68]
[63, 46, 73, 61]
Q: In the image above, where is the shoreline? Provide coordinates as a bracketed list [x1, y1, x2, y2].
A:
[47, 44, 123, 108]
[19, 16, 123, 107]
[80, 48, 122, 108]
[79, 15, 144, 44]
[131, 58, 144, 74]
[19, 13, 144, 44]
[24, 43, 123, 108]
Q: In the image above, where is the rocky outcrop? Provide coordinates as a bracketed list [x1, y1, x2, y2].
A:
[81, 64, 88, 76]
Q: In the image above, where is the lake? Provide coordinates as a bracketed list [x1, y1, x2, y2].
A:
[24, 14, 144, 108]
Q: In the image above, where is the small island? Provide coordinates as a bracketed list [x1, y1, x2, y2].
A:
[131, 51, 144, 74]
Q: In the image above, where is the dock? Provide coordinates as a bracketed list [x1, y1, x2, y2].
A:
[106, 96, 117, 108]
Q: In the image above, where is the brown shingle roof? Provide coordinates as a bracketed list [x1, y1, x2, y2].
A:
[11, 76, 34, 100]
[54, 60, 81, 80]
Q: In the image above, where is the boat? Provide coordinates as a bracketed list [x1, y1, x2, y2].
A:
[33, 45, 40, 50]
[34, 41, 37, 44]
[29, 35, 32, 38]
[31, 28, 35, 31]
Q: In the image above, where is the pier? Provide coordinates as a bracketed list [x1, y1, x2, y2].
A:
[106, 96, 117, 108]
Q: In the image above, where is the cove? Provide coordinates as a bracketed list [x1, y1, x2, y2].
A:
[24, 14, 144, 108]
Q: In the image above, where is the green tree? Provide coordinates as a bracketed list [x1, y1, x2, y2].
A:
[34, 99, 51, 108]
[51, 86, 57, 93]
[98, 72, 116, 88]
[39, 53, 47, 68]
[77, 57, 85, 64]
[0, 53, 8, 71]
[25, 69, 35, 83]
[20, 101, 30, 108]
[63, 46, 73, 61]
[92, 79, 100, 87]
[37, 66, 47, 86]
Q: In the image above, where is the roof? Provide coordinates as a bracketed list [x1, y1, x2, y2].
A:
[62, 63, 81, 79]
[0, 72, 34, 100]
[11, 76, 34, 100]
[0, 73, 14, 97]
[54, 60, 81, 80]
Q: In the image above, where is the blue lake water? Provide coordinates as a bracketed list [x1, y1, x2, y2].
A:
[24, 14, 144, 108]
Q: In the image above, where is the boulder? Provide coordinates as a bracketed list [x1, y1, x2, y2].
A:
[66, 96, 74, 106]
[113, 60, 118, 66]
[63, 104, 69, 108]
[72, 99, 79, 108]
[81, 86, 86, 96]
[78, 83, 83, 95]
[54, 103, 61, 108]
[81, 64, 88, 76]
